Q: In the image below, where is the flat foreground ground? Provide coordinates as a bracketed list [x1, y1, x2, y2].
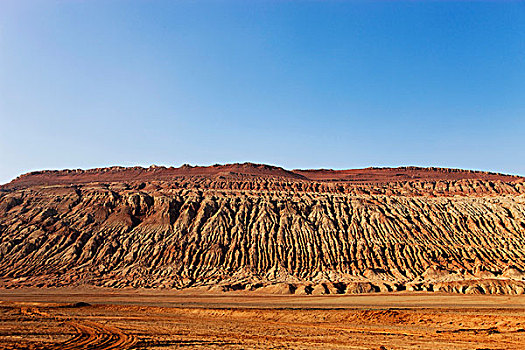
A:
[0, 289, 524, 349]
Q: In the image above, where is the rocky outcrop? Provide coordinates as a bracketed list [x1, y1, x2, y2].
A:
[0, 163, 524, 294]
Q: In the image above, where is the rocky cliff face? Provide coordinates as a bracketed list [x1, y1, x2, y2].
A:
[1, 163, 524, 294]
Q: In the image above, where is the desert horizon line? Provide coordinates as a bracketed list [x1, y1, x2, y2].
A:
[8, 161, 524, 180]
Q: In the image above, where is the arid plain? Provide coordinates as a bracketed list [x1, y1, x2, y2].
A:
[1, 288, 525, 349]
[1, 289, 525, 349]
[1, 164, 525, 349]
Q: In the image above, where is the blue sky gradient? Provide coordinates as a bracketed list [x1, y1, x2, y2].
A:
[1, 1, 524, 183]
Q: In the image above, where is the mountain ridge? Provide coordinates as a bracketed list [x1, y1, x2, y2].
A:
[1, 162, 524, 294]
[3, 162, 522, 190]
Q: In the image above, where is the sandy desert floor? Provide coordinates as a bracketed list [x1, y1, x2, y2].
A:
[0, 288, 524, 349]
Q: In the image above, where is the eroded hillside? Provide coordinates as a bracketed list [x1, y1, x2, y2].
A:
[1, 163, 524, 294]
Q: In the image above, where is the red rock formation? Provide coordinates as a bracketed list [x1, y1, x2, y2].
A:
[0, 163, 524, 294]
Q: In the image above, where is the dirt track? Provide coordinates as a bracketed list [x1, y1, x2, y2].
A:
[4, 305, 136, 350]
[60, 319, 135, 350]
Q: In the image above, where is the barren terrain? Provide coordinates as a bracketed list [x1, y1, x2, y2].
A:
[0, 289, 524, 349]
[1, 163, 525, 348]
[1, 163, 524, 293]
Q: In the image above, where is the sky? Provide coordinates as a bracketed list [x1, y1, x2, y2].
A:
[1, 0, 524, 184]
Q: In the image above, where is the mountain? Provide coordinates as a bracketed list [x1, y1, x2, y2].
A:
[1, 163, 524, 294]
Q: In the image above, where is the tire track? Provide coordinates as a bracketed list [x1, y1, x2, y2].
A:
[24, 307, 136, 349]
[59, 320, 135, 350]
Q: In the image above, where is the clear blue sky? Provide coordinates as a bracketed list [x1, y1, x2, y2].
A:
[1, 1, 524, 184]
